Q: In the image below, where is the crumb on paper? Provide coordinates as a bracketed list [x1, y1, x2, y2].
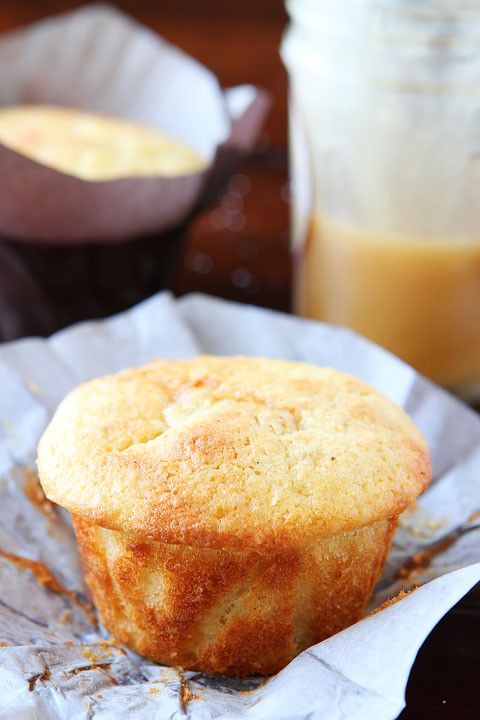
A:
[59, 610, 71, 625]
[81, 647, 99, 663]
[102, 668, 118, 685]
[158, 667, 179, 683]
[398, 502, 448, 537]
[396, 534, 456, 579]
[28, 667, 51, 691]
[369, 588, 417, 617]
[410, 527, 424, 538]
[1, 419, 19, 446]
[97, 640, 114, 658]
[28, 381, 39, 395]
[63, 663, 117, 684]
[177, 670, 203, 709]
[104, 636, 126, 655]
[427, 519, 446, 531]
[22, 468, 57, 521]
[149, 687, 159, 695]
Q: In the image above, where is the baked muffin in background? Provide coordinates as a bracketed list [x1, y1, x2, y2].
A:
[0, 105, 206, 181]
[0, 103, 207, 341]
[0, 5, 269, 343]
[37, 356, 432, 677]
[0, 105, 209, 341]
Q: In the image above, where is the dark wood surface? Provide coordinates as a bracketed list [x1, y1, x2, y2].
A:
[2, 3, 479, 718]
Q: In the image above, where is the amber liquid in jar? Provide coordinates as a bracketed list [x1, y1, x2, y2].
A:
[283, 0, 480, 399]
[295, 215, 480, 391]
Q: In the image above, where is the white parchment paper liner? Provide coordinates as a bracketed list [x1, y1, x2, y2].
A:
[0, 292, 478, 719]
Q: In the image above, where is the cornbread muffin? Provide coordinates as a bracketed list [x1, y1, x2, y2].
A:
[37, 356, 431, 676]
[0, 105, 206, 180]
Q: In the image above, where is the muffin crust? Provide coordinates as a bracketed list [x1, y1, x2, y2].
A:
[38, 356, 431, 553]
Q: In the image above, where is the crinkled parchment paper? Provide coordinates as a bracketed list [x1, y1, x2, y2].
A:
[0, 292, 479, 719]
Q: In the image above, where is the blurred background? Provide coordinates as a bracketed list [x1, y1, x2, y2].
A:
[0, 0, 291, 312]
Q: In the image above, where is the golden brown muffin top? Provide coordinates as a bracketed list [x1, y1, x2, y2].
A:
[0, 105, 206, 181]
[37, 356, 431, 552]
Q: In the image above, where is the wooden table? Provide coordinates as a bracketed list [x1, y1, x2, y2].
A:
[2, 2, 479, 718]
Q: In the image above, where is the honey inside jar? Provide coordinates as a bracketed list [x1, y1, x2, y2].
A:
[295, 215, 480, 392]
[282, 0, 480, 401]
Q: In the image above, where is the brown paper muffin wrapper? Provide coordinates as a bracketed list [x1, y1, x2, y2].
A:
[0, 5, 269, 339]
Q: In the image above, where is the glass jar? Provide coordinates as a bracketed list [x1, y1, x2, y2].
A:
[281, 0, 480, 401]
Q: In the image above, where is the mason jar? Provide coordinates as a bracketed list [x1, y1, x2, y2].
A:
[281, 0, 480, 401]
